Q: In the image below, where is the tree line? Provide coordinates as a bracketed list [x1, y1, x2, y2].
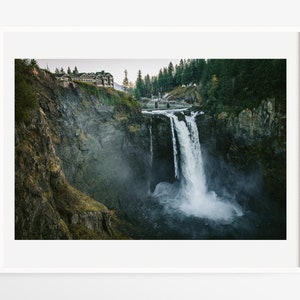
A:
[54, 66, 79, 75]
[132, 59, 206, 99]
[132, 59, 286, 111]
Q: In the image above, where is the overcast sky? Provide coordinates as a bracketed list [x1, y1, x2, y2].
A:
[37, 59, 182, 85]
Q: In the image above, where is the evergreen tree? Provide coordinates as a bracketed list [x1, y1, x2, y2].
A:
[157, 68, 167, 94]
[30, 59, 38, 68]
[73, 66, 79, 75]
[67, 66, 72, 75]
[178, 59, 185, 85]
[144, 74, 152, 98]
[174, 63, 182, 86]
[151, 76, 159, 96]
[134, 70, 144, 100]
[167, 62, 174, 90]
[122, 69, 129, 91]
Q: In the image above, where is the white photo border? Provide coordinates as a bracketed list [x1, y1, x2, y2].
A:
[0, 29, 299, 272]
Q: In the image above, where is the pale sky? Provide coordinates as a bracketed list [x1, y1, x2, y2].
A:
[37, 59, 182, 85]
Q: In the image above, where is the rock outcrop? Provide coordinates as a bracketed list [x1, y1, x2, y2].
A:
[15, 102, 117, 239]
[15, 68, 144, 239]
[216, 98, 284, 143]
[197, 98, 286, 221]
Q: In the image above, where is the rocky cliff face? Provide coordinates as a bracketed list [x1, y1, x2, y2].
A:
[43, 85, 150, 215]
[15, 106, 71, 239]
[215, 98, 284, 143]
[15, 68, 148, 239]
[15, 104, 117, 239]
[15, 66, 286, 240]
[147, 115, 174, 191]
[197, 98, 286, 226]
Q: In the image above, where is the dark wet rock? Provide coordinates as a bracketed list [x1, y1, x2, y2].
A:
[15, 69, 136, 239]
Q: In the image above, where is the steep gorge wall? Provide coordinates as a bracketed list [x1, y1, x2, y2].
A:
[197, 98, 286, 216]
[15, 69, 149, 239]
[44, 85, 150, 213]
[15, 66, 286, 239]
[15, 104, 116, 239]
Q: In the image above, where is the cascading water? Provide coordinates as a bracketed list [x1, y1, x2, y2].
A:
[147, 118, 154, 195]
[149, 118, 153, 167]
[152, 110, 243, 222]
[168, 114, 179, 180]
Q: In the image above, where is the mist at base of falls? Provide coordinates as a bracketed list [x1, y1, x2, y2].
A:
[122, 109, 286, 240]
[153, 181, 242, 223]
[152, 111, 242, 223]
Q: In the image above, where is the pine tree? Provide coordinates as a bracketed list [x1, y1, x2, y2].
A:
[67, 67, 72, 75]
[134, 70, 144, 100]
[73, 66, 79, 75]
[151, 76, 158, 96]
[30, 59, 38, 68]
[157, 69, 164, 93]
[177, 59, 185, 85]
[122, 69, 129, 91]
[144, 74, 152, 98]
[167, 62, 174, 90]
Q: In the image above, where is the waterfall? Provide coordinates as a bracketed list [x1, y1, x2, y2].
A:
[171, 112, 207, 196]
[153, 111, 243, 222]
[149, 118, 153, 167]
[169, 115, 179, 179]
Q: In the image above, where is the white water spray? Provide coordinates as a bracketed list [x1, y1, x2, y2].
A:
[169, 115, 179, 179]
[153, 111, 243, 221]
[149, 119, 153, 167]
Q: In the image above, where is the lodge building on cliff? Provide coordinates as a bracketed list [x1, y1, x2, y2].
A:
[56, 71, 114, 88]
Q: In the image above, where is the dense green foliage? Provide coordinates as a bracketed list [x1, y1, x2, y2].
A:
[200, 59, 286, 113]
[133, 59, 286, 112]
[15, 59, 38, 124]
[134, 59, 206, 98]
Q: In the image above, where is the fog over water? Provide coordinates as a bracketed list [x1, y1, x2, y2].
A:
[152, 111, 243, 222]
[123, 109, 285, 240]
